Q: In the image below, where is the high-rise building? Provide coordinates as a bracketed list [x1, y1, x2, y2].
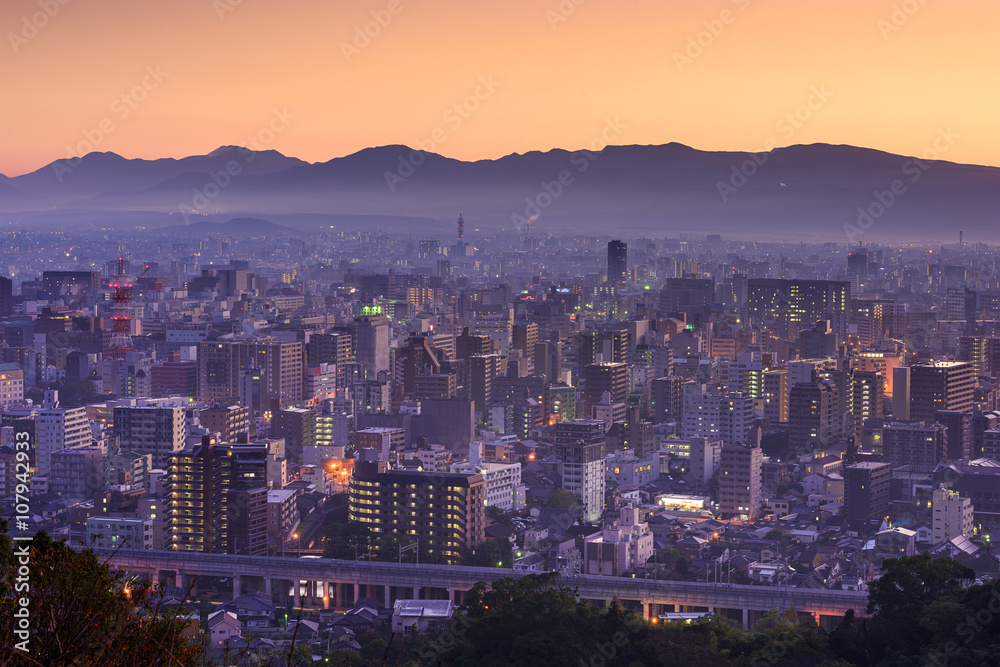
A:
[746, 279, 850, 337]
[931, 484, 974, 545]
[355, 427, 406, 462]
[348, 449, 485, 564]
[908, 361, 975, 423]
[719, 443, 762, 522]
[578, 330, 629, 368]
[199, 405, 251, 443]
[113, 404, 187, 469]
[659, 278, 715, 325]
[682, 386, 754, 446]
[607, 240, 627, 284]
[512, 321, 539, 359]
[37, 391, 91, 476]
[168, 435, 232, 553]
[0, 276, 12, 317]
[469, 353, 501, 421]
[651, 375, 683, 425]
[197, 339, 304, 409]
[167, 435, 269, 553]
[843, 462, 891, 522]
[851, 370, 884, 439]
[226, 487, 268, 556]
[788, 382, 839, 451]
[0, 365, 24, 410]
[354, 315, 391, 378]
[763, 370, 788, 424]
[560, 439, 606, 523]
[881, 421, 946, 471]
[798, 320, 837, 359]
[958, 336, 1000, 379]
[581, 362, 628, 415]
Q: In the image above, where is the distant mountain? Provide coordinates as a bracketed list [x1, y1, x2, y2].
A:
[2, 143, 997, 241]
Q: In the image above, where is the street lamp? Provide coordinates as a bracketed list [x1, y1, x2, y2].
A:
[293, 532, 301, 558]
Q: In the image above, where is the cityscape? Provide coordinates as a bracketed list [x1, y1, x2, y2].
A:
[1, 1, 999, 666]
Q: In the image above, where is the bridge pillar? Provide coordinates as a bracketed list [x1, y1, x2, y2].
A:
[384, 585, 390, 609]
[232, 575, 241, 600]
[323, 582, 330, 609]
[353, 582, 359, 606]
[264, 577, 272, 597]
[742, 608, 749, 629]
[448, 588, 456, 605]
[294, 581, 301, 608]
[175, 571, 184, 588]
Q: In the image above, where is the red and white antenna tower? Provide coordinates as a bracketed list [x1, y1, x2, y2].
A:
[106, 257, 150, 359]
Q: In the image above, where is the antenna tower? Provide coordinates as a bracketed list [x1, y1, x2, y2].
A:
[106, 258, 149, 359]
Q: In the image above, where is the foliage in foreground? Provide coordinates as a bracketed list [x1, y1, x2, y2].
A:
[0, 519, 202, 666]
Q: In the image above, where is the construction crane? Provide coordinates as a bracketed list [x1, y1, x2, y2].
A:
[106, 258, 150, 359]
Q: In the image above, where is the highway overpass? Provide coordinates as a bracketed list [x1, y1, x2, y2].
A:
[97, 548, 867, 630]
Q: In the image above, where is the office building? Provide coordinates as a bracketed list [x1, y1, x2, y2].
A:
[607, 240, 627, 284]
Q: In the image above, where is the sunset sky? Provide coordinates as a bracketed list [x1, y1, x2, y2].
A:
[2, 0, 998, 176]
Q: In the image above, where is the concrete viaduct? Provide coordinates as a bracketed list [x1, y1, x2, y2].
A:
[97, 549, 867, 630]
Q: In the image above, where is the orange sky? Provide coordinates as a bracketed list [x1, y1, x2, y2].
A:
[2, 0, 998, 175]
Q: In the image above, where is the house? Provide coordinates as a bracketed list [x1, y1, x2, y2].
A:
[875, 527, 917, 557]
[217, 592, 277, 630]
[513, 552, 545, 572]
[391, 600, 455, 634]
[208, 610, 241, 645]
[676, 535, 707, 561]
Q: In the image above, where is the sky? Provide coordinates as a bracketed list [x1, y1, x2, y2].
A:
[1, 0, 998, 176]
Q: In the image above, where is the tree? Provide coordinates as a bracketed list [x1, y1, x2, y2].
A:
[546, 488, 580, 510]
[867, 553, 974, 617]
[0, 521, 202, 666]
[321, 520, 372, 560]
[675, 557, 689, 574]
[486, 505, 514, 527]
[464, 538, 514, 568]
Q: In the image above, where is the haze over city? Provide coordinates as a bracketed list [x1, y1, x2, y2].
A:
[1, 2, 999, 666]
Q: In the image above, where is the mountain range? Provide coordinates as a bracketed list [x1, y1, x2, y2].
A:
[2, 143, 997, 242]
